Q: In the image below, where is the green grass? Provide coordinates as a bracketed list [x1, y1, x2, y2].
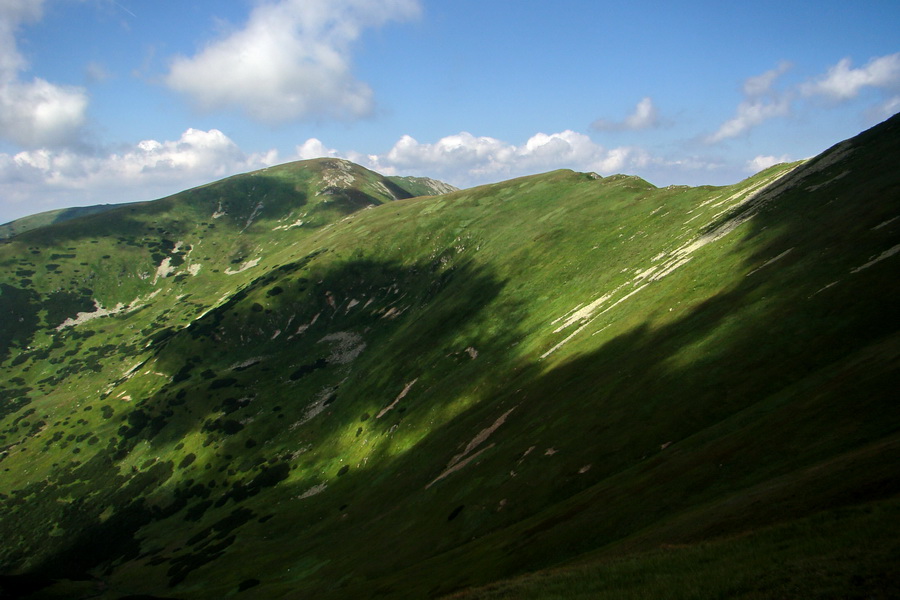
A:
[0, 117, 898, 599]
[444, 498, 900, 600]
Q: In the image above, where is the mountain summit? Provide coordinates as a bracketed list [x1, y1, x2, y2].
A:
[1, 116, 898, 599]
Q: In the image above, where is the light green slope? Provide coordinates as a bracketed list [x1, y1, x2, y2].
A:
[0, 116, 898, 599]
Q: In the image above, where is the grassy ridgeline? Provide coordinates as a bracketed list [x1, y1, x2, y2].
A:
[0, 118, 897, 599]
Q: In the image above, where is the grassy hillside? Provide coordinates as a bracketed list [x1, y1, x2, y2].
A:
[0, 116, 898, 599]
[0, 205, 124, 240]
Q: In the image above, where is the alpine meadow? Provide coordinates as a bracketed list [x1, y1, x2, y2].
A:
[0, 113, 899, 599]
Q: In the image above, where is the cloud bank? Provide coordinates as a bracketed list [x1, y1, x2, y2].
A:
[0, 129, 277, 219]
[165, 0, 421, 123]
[0, 128, 658, 222]
[342, 130, 650, 186]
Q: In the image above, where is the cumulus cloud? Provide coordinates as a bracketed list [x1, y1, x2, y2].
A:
[707, 64, 793, 143]
[165, 0, 420, 123]
[746, 154, 792, 173]
[295, 138, 341, 160]
[592, 97, 660, 131]
[0, 0, 89, 148]
[802, 53, 900, 100]
[0, 78, 89, 148]
[293, 130, 650, 187]
[0, 129, 278, 220]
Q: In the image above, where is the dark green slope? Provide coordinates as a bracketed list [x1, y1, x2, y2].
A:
[0, 204, 124, 240]
[0, 158, 442, 363]
[0, 117, 898, 599]
[0, 162, 457, 241]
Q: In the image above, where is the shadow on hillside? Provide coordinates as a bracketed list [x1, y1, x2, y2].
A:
[2, 254, 530, 591]
[3, 175, 309, 247]
[350, 115, 900, 598]
[4, 116, 900, 599]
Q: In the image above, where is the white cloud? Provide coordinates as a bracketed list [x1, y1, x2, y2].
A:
[707, 96, 792, 143]
[742, 61, 792, 97]
[746, 154, 791, 173]
[293, 130, 651, 187]
[710, 54, 900, 144]
[0, 125, 758, 224]
[295, 138, 341, 160]
[707, 64, 793, 143]
[0, 0, 89, 148]
[802, 53, 900, 100]
[165, 0, 420, 123]
[0, 78, 89, 148]
[0, 129, 278, 220]
[0, 0, 42, 75]
[592, 97, 660, 131]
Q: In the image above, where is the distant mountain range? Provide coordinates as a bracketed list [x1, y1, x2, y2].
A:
[1, 115, 898, 599]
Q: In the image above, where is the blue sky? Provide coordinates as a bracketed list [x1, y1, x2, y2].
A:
[1, 0, 898, 223]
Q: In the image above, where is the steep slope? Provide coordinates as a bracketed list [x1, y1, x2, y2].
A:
[0, 158, 455, 241]
[0, 116, 898, 599]
[0, 158, 440, 364]
[388, 175, 459, 197]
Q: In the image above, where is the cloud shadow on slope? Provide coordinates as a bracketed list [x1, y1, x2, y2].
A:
[3, 115, 900, 599]
[342, 115, 900, 598]
[0, 252, 528, 595]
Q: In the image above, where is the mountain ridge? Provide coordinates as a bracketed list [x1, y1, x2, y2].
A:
[0, 157, 459, 241]
[0, 115, 898, 599]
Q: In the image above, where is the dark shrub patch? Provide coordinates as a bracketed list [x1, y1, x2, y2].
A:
[221, 397, 247, 413]
[222, 420, 243, 435]
[184, 499, 213, 522]
[208, 378, 238, 390]
[172, 362, 195, 383]
[447, 505, 465, 521]
[0, 283, 40, 359]
[126, 409, 150, 435]
[289, 358, 327, 381]
[250, 462, 290, 490]
[238, 579, 261, 592]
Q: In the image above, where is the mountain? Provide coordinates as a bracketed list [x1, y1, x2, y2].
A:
[0, 205, 125, 241]
[0, 116, 898, 599]
[0, 160, 458, 241]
